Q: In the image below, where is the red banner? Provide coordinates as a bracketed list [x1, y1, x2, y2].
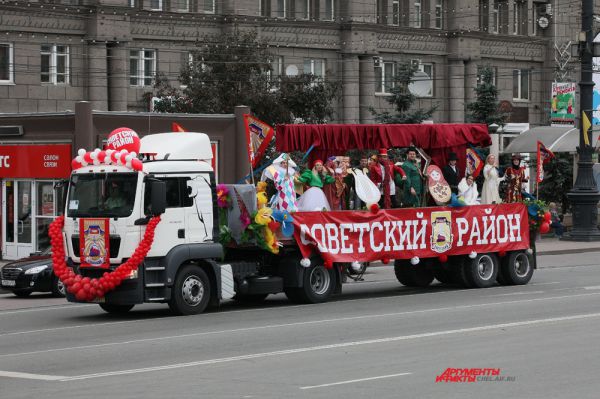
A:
[244, 114, 274, 168]
[0, 144, 72, 178]
[79, 218, 110, 269]
[293, 204, 530, 263]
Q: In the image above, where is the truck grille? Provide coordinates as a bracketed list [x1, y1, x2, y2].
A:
[71, 235, 121, 258]
[1, 267, 22, 280]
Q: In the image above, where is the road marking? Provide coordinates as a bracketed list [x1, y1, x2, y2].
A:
[530, 282, 560, 286]
[0, 304, 92, 316]
[2, 292, 600, 358]
[0, 312, 595, 382]
[583, 286, 600, 290]
[489, 291, 545, 297]
[299, 373, 412, 390]
[0, 371, 68, 381]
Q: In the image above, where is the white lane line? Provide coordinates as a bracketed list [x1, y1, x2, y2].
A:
[489, 291, 545, 297]
[299, 373, 412, 390]
[2, 292, 600, 358]
[0, 371, 68, 381]
[583, 286, 600, 290]
[7, 311, 595, 382]
[0, 304, 92, 316]
[531, 282, 561, 286]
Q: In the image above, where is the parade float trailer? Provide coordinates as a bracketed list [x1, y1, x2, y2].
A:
[50, 125, 536, 315]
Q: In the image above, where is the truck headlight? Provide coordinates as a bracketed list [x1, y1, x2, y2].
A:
[24, 265, 49, 275]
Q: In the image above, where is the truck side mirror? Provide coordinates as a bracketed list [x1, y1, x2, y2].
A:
[150, 180, 167, 216]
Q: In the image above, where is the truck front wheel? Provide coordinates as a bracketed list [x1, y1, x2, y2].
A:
[168, 265, 210, 315]
[285, 263, 336, 304]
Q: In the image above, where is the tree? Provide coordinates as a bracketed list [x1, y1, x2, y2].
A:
[147, 30, 340, 126]
[466, 67, 506, 125]
[537, 154, 573, 214]
[370, 62, 437, 124]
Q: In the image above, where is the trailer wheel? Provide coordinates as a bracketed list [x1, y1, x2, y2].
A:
[463, 253, 499, 288]
[394, 260, 434, 287]
[499, 251, 533, 285]
[168, 265, 210, 315]
[450, 257, 472, 288]
[99, 304, 134, 314]
[286, 263, 336, 304]
[433, 266, 454, 285]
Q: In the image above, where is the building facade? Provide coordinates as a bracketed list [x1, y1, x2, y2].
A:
[0, 0, 593, 124]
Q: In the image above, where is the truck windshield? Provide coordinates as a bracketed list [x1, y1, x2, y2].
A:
[67, 173, 137, 218]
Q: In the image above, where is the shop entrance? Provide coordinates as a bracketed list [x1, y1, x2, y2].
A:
[2, 180, 34, 259]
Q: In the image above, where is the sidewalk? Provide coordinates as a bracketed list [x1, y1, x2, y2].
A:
[536, 236, 600, 255]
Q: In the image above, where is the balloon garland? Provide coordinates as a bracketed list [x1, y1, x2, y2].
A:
[49, 215, 161, 301]
[71, 148, 144, 172]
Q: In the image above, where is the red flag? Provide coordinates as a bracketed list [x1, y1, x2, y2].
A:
[465, 147, 484, 178]
[537, 141, 555, 183]
[172, 122, 186, 132]
[243, 114, 274, 168]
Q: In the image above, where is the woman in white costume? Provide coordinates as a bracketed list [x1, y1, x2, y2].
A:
[458, 173, 479, 205]
[481, 154, 502, 205]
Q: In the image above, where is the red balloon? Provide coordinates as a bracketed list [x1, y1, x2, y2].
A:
[544, 211, 551, 222]
[370, 203, 380, 213]
[110, 151, 119, 164]
[438, 254, 448, 263]
[324, 259, 333, 269]
[119, 152, 129, 165]
[97, 151, 106, 163]
[83, 152, 93, 164]
[499, 250, 507, 258]
[381, 258, 390, 265]
[131, 158, 143, 171]
[540, 222, 551, 234]
[106, 127, 141, 154]
[71, 159, 82, 170]
[75, 289, 87, 301]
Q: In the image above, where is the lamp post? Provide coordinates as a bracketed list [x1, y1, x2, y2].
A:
[562, 0, 600, 241]
[488, 123, 500, 159]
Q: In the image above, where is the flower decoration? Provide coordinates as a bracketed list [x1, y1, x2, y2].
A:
[216, 184, 231, 208]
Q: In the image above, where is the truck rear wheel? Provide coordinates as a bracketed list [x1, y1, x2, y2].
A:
[463, 253, 499, 288]
[99, 304, 134, 314]
[499, 251, 533, 285]
[394, 260, 434, 287]
[285, 263, 336, 304]
[168, 265, 210, 315]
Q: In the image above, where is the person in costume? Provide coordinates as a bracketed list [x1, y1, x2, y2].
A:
[458, 173, 479, 205]
[401, 147, 424, 207]
[347, 155, 370, 209]
[322, 157, 348, 210]
[504, 154, 528, 203]
[481, 154, 502, 204]
[442, 152, 460, 194]
[369, 149, 406, 208]
[297, 159, 335, 211]
[260, 153, 298, 212]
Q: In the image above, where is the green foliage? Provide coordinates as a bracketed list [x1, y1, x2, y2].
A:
[536, 154, 573, 214]
[466, 67, 507, 126]
[147, 30, 340, 127]
[370, 62, 437, 124]
[523, 199, 548, 232]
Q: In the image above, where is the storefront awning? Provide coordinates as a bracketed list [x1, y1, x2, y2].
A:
[503, 125, 600, 153]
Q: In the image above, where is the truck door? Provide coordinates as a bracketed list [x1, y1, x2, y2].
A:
[145, 176, 187, 254]
[185, 173, 213, 243]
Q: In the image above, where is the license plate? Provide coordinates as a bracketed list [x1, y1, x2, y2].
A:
[1, 279, 16, 287]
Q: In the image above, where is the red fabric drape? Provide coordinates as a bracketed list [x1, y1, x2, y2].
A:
[275, 124, 491, 169]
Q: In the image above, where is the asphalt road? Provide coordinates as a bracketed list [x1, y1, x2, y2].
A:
[1, 252, 600, 399]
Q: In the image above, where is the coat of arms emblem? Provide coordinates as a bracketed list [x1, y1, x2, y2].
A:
[431, 211, 453, 253]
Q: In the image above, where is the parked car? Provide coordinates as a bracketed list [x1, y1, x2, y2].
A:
[0, 248, 65, 297]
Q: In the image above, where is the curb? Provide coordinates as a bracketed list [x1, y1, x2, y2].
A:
[537, 247, 600, 256]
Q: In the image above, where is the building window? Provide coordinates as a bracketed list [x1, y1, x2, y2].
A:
[492, 0, 508, 34]
[0, 43, 14, 84]
[414, 0, 422, 28]
[130, 49, 156, 87]
[477, 66, 497, 86]
[513, 0, 527, 35]
[513, 69, 530, 100]
[129, 0, 136, 7]
[409, 61, 433, 97]
[375, 60, 395, 94]
[324, 0, 334, 20]
[200, 0, 215, 13]
[479, 0, 489, 31]
[41, 44, 69, 85]
[150, 0, 162, 10]
[266, 56, 283, 89]
[259, 0, 271, 16]
[276, 0, 286, 18]
[434, 0, 443, 29]
[175, 0, 189, 11]
[303, 58, 325, 79]
[295, 0, 309, 19]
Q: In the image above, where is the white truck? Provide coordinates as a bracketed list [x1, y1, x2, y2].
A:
[62, 132, 535, 315]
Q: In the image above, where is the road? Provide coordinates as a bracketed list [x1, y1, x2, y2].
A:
[0, 252, 599, 399]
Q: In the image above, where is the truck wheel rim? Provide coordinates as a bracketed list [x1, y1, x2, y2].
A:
[57, 280, 66, 296]
[182, 275, 204, 307]
[310, 267, 330, 295]
[514, 253, 530, 278]
[477, 255, 494, 281]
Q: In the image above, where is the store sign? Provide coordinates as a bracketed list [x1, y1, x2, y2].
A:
[0, 144, 72, 178]
[293, 204, 530, 264]
[551, 82, 576, 126]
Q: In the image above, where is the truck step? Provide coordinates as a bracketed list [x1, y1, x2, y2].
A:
[145, 266, 166, 271]
[145, 283, 165, 288]
[147, 297, 165, 302]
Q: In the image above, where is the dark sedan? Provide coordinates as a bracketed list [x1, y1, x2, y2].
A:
[0, 249, 65, 297]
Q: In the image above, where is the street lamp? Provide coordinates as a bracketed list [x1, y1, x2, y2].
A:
[562, 0, 600, 241]
[488, 123, 500, 160]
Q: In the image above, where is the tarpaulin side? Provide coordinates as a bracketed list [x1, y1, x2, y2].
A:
[292, 203, 529, 264]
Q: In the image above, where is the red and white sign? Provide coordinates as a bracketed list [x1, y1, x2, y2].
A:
[0, 144, 72, 178]
[293, 204, 530, 263]
[106, 127, 141, 154]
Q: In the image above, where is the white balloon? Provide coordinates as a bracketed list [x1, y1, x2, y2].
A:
[77, 148, 86, 157]
[410, 256, 420, 265]
[93, 159, 100, 165]
[75, 155, 83, 163]
[90, 152, 97, 160]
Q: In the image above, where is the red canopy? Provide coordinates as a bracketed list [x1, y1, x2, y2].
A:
[276, 123, 491, 173]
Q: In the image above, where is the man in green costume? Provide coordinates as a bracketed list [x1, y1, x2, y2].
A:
[401, 147, 424, 207]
